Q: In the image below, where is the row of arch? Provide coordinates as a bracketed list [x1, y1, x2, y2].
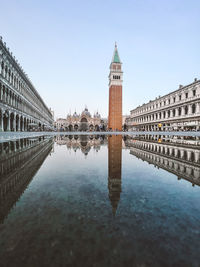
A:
[134, 103, 199, 124]
[133, 148, 200, 182]
[58, 123, 101, 132]
[1, 61, 23, 92]
[0, 108, 45, 132]
[133, 88, 197, 115]
[132, 141, 200, 164]
[0, 82, 23, 110]
[0, 55, 53, 125]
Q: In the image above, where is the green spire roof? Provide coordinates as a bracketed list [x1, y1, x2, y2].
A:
[112, 43, 121, 63]
[113, 50, 120, 63]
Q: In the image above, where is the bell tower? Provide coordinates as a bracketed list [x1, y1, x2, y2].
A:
[108, 43, 123, 131]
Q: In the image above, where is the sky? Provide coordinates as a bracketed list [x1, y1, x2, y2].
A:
[1, 0, 200, 119]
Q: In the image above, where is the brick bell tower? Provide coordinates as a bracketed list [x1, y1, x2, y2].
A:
[108, 43, 123, 131]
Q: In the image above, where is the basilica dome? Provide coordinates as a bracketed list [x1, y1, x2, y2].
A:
[94, 111, 101, 119]
[73, 111, 79, 118]
[81, 107, 91, 117]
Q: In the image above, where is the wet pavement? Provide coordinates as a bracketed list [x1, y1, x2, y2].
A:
[0, 134, 200, 267]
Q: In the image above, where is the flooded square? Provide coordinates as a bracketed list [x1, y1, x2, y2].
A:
[0, 134, 200, 266]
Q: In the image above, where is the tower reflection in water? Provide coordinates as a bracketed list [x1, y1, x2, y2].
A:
[56, 134, 123, 215]
[0, 137, 53, 223]
[108, 135, 122, 216]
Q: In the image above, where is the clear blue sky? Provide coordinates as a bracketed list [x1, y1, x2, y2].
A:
[1, 0, 200, 118]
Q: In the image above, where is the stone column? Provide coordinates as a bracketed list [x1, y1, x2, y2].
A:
[181, 106, 185, 116]
[188, 104, 192, 115]
[175, 108, 179, 117]
[187, 151, 192, 161]
[0, 111, 4, 132]
[22, 117, 24, 132]
[17, 116, 20, 132]
[13, 113, 16, 132]
[196, 103, 200, 114]
[180, 150, 184, 159]
[7, 111, 10, 131]
[194, 152, 199, 163]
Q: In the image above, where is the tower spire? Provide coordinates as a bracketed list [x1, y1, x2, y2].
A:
[112, 42, 121, 63]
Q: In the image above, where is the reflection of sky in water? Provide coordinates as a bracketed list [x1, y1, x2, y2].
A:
[0, 135, 200, 267]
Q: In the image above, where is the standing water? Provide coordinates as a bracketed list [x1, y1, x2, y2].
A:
[0, 134, 200, 267]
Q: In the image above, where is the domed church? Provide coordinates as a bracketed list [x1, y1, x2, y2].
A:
[55, 107, 107, 131]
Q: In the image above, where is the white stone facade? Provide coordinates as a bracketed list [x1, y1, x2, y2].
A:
[125, 135, 200, 186]
[127, 79, 200, 131]
[0, 37, 53, 131]
[55, 108, 107, 131]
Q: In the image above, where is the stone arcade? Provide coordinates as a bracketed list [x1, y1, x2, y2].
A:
[0, 37, 53, 132]
[127, 79, 200, 131]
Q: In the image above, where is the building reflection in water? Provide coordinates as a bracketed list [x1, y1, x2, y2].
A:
[56, 134, 123, 215]
[0, 137, 53, 223]
[55, 135, 107, 156]
[108, 135, 122, 216]
[125, 135, 200, 187]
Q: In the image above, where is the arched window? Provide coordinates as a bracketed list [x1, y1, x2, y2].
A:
[185, 106, 188, 115]
[163, 111, 166, 118]
[192, 104, 196, 114]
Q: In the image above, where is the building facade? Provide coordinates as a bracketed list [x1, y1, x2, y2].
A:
[55, 108, 107, 131]
[0, 136, 53, 223]
[0, 37, 53, 131]
[125, 135, 200, 186]
[127, 79, 200, 131]
[108, 44, 123, 131]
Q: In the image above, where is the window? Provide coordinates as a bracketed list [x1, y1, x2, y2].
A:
[185, 92, 188, 99]
[168, 99, 170, 104]
[179, 95, 181, 101]
[185, 106, 188, 115]
[174, 97, 176, 103]
[192, 104, 196, 114]
[163, 111, 166, 118]
[193, 90, 196, 97]
[113, 75, 120, 80]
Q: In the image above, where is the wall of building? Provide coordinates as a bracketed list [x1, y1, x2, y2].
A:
[127, 79, 200, 131]
[0, 37, 53, 131]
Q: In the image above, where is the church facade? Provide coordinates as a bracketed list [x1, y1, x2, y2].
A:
[55, 107, 107, 131]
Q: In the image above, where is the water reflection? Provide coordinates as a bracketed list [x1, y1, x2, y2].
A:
[108, 135, 122, 215]
[0, 134, 200, 266]
[0, 137, 53, 223]
[125, 135, 200, 186]
[55, 135, 107, 155]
